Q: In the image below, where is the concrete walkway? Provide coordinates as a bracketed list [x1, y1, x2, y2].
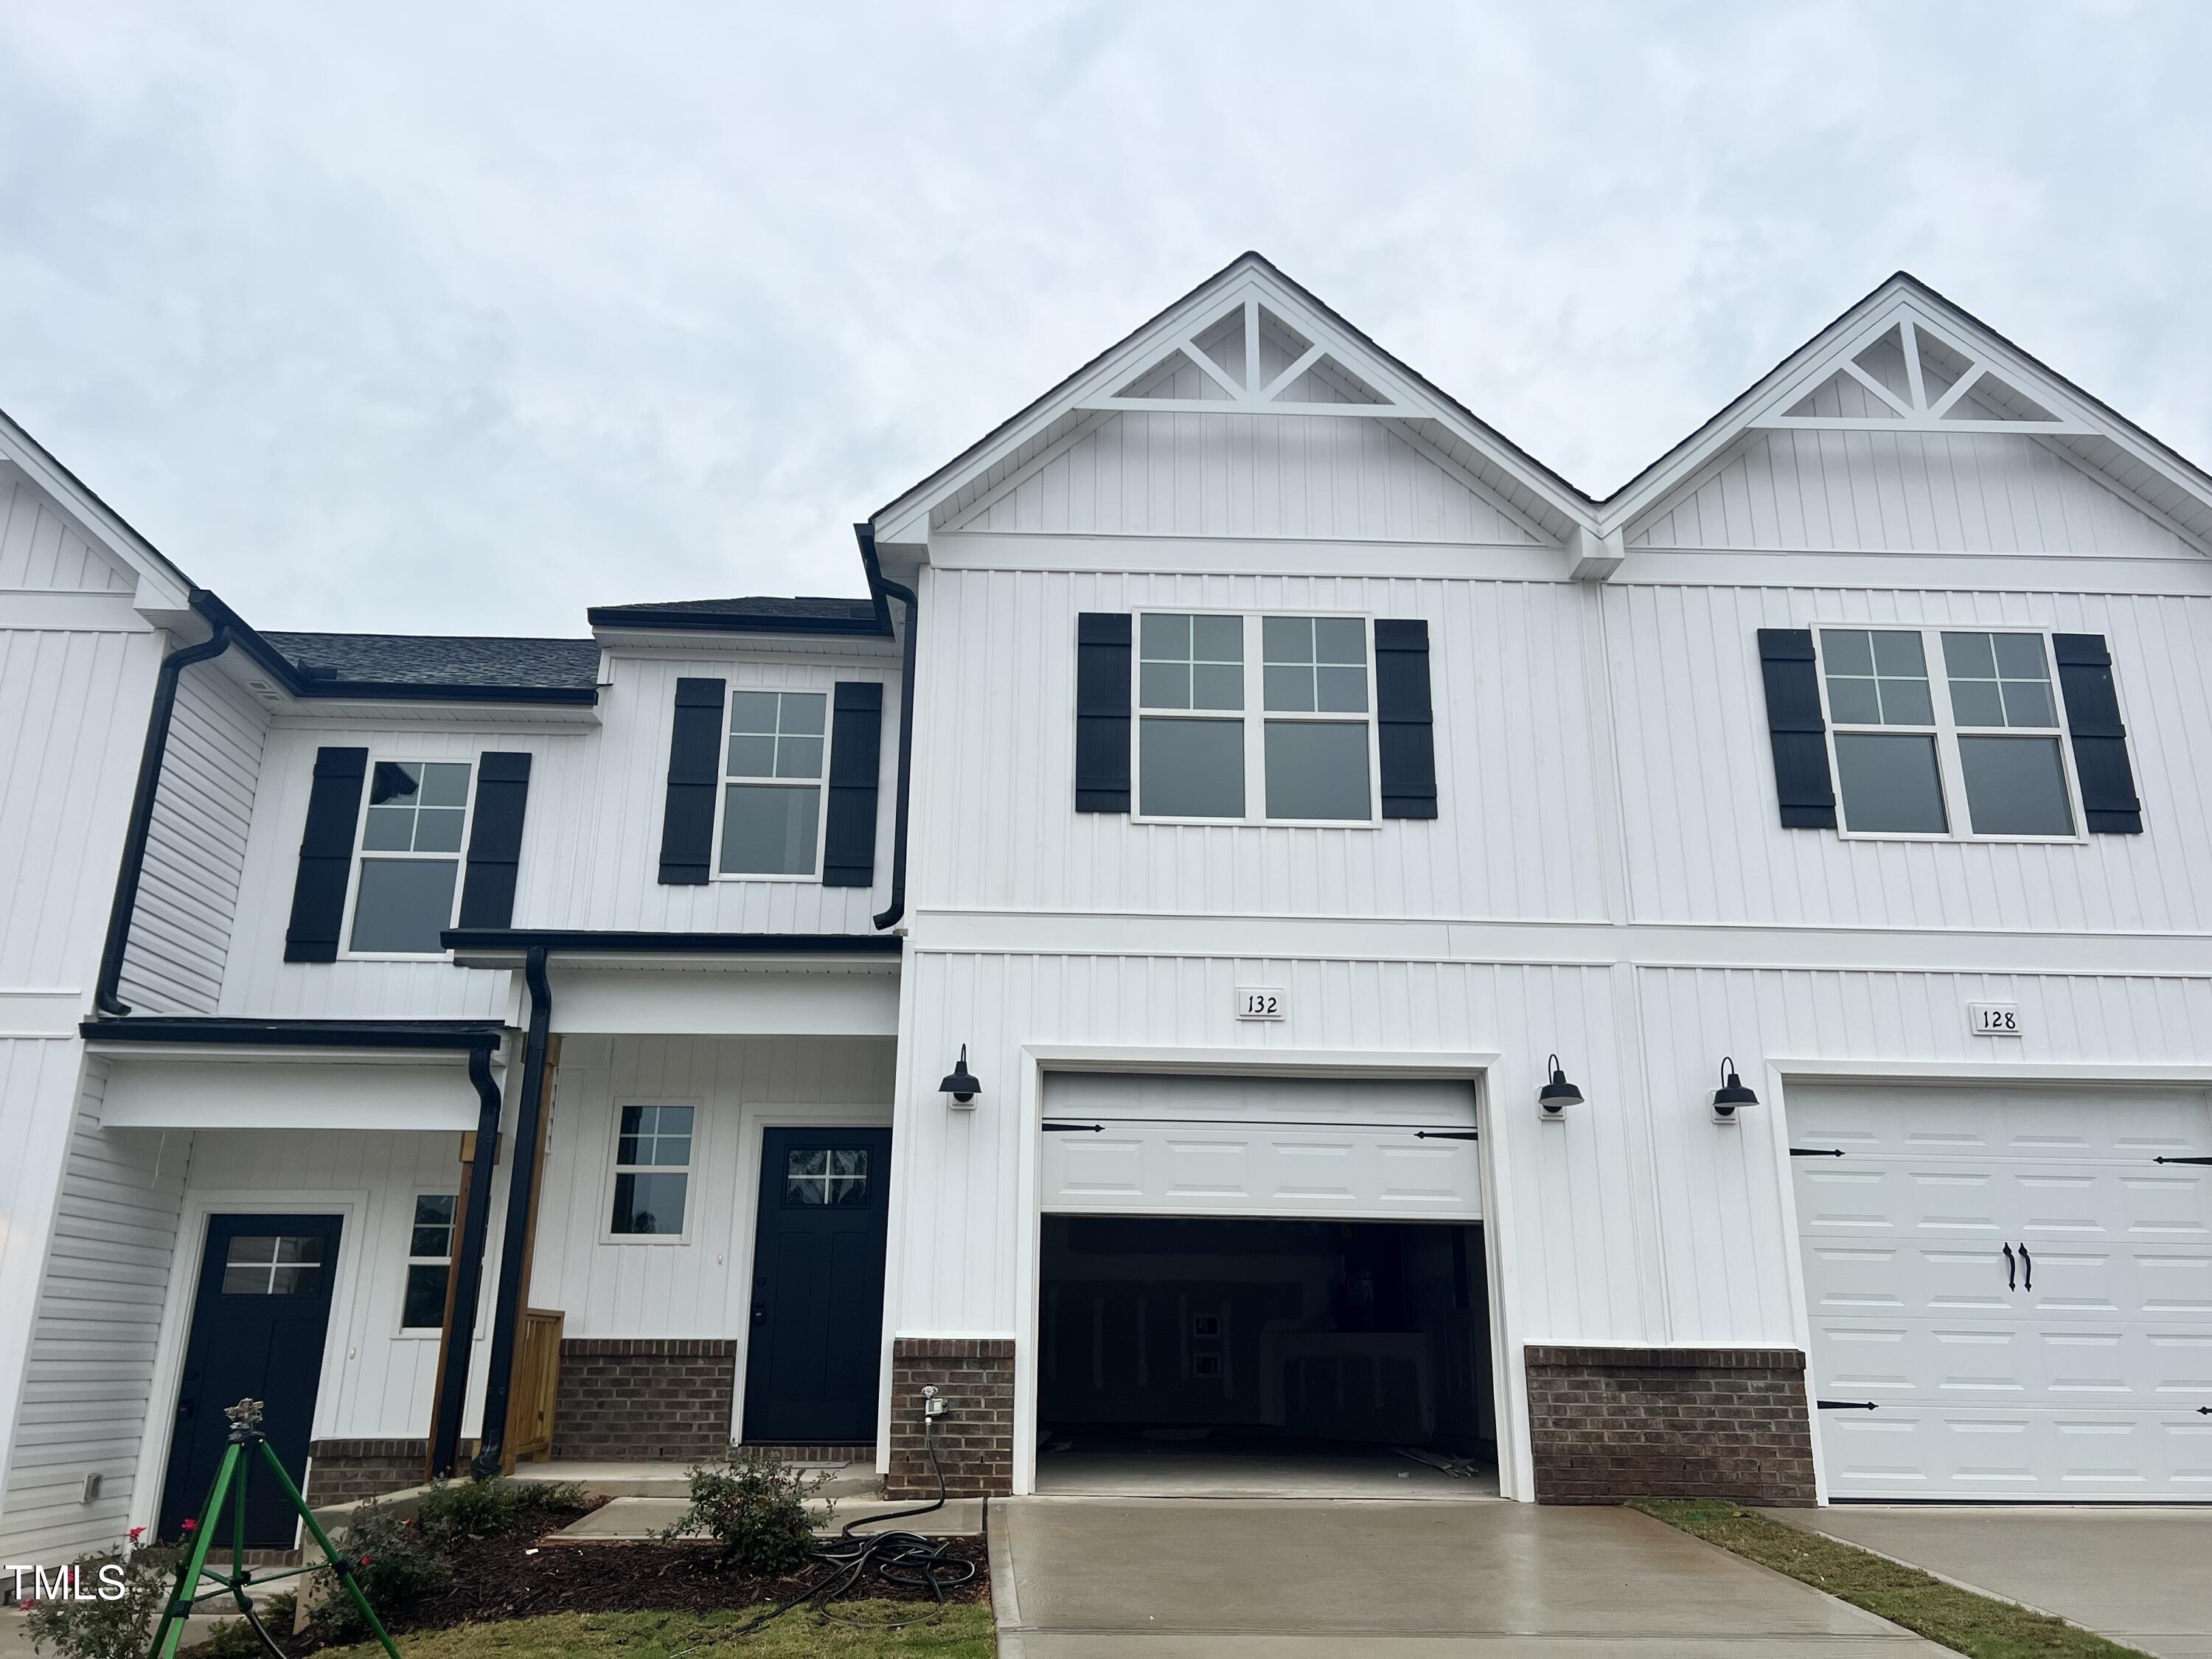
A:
[1773, 1505, 2212, 1659]
[990, 1498, 1948, 1656]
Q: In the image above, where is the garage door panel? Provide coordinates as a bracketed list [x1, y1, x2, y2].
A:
[1825, 1408, 2212, 1499]
[1791, 1087, 2212, 1163]
[1809, 1317, 2212, 1406]
[1794, 1081, 2212, 1500]
[1043, 1121, 1480, 1220]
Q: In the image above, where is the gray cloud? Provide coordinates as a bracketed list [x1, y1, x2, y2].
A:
[3, 0, 2207, 635]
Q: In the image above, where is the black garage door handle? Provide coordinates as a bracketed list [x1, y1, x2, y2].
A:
[2020, 1243, 2031, 1291]
[2003, 1242, 2016, 1290]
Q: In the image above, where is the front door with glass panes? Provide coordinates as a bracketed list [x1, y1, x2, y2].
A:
[159, 1214, 343, 1545]
[1817, 627, 2081, 840]
[742, 1127, 893, 1444]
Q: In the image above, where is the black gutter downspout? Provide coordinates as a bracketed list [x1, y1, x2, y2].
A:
[472, 946, 553, 1478]
[860, 524, 917, 932]
[96, 605, 232, 1014]
[429, 1037, 506, 1479]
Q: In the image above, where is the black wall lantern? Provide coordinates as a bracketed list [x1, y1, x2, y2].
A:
[939, 1044, 981, 1110]
[1711, 1056, 1759, 1123]
[1537, 1054, 1582, 1119]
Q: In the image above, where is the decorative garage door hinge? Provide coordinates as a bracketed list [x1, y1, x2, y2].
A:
[1816, 1399, 1879, 1411]
[2154, 1155, 2212, 1164]
[1041, 1121, 1105, 1133]
[1414, 1130, 1480, 1141]
[1790, 1147, 1846, 1157]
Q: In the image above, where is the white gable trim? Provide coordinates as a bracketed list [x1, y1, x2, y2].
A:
[0, 414, 195, 616]
[1607, 276, 2212, 558]
[874, 254, 1594, 552]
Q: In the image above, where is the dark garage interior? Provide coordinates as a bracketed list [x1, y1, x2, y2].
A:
[1037, 1215, 1496, 1475]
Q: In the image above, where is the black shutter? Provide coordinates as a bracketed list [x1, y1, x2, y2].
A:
[1757, 629, 1837, 830]
[1374, 619, 1437, 820]
[1075, 613, 1132, 813]
[457, 753, 532, 928]
[2052, 634, 2143, 834]
[282, 746, 369, 962]
[658, 678, 726, 884]
[822, 681, 884, 887]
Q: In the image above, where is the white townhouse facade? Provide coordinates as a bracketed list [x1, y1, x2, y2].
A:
[1, 254, 2209, 1559]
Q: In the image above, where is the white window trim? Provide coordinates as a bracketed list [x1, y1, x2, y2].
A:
[1129, 608, 1383, 829]
[394, 1188, 459, 1339]
[712, 685, 834, 883]
[338, 755, 478, 960]
[601, 1096, 703, 1245]
[1814, 622, 2090, 846]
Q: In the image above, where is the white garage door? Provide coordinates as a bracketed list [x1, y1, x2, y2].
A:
[1040, 1073, 1481, 1220]
[1792, 1082, 2212, 1500]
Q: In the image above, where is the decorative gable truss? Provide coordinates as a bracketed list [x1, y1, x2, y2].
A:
[876, 254, 1600, 562]
[1082, 296, 1433, 420]
[1763, 312, 2093, 436]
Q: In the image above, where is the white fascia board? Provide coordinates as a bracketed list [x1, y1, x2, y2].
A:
[1604, 278, 2212, 554]
[872, 257, 1593, 554]
[0, 442, 195, 617]
[98, 1055, 484, 1130]
[591, 626, 898, 661]
[546, 964, 899, 1037]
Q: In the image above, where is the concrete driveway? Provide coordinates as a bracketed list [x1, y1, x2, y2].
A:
[1774, 1506, 2212, 1659]
[990, 1498, 1947, 1656]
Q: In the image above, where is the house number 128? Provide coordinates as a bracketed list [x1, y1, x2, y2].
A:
[1237, 987, 1286, 1021]
[1967, 1002, 2023, 1037]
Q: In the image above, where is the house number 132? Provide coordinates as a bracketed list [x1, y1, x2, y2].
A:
[1237, 987, 1286, 1020]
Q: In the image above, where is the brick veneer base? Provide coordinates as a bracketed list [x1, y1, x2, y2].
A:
[1525, 1344, 1816, 1506]
[886, 1338, 1015, 1497]
[553, 1338, 738, 1461]
[305, 1439, 432, 1507]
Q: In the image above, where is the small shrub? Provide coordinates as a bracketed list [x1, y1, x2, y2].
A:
[186, 1590, 296, 1657]
[411, 1475, 588, 1546]
[658, 1449, 825, 1573]
[310, 1499, 451, 1641]
[22, 1529, 180, 1659]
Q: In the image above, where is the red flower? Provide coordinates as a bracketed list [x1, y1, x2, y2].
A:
[181, 1519, 198, 1532]
[18, 1599, 37, 1611]
[358, 1555, 375, 1568]
[129, 1527, 146, 1542]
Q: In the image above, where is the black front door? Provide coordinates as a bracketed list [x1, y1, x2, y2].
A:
[160, 1213, 343, 1545]
[742, 1127, 892, 1444]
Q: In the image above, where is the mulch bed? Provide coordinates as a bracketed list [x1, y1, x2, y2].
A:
[206, 1500, 989, 1653]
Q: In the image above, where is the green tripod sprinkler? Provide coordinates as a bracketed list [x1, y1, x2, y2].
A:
[146, 1397, 403, 1659]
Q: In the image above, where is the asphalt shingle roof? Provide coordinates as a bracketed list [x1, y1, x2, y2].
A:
[262, 631, 602, 690]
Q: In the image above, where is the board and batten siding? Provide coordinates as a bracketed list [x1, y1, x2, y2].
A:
[0, 608, 164, 1527]
[118, 664, 269, 1015]
[532, 1034, 894, 1343]
[0, 477, 138, 592]
[0, 1060, 190, 1559]
[1604, 583, 2212, 936]
[1626, 428, 2199, 558]
[908, 565, 1611, 923]
[509, 654, 900, 936]
[944, 408, 1543, 545]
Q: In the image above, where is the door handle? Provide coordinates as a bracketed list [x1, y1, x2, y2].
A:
[2003, 1242, 2015, 1291]
[2019, 1243, 2031, 1292]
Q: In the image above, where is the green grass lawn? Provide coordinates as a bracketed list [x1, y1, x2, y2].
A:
[1632, 1500, 2149, 1659]
[313, 1601, 995, 1658]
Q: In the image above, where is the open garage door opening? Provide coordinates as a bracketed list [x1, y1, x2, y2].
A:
[1037, 1215, 1498, 1495]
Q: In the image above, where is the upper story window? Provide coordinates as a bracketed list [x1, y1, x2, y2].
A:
[349, 760, 473, 953]
[718, 689, 829, 877]
[1818, 627, 2079, 840]
[1135, 612, 1377, 824]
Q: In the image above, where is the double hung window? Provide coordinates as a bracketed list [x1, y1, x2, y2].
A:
[1820, 627, 2078, 839]
[610, 1105, 695, 1237]
[1135, 613, 1376, 824]
[349, 761, 472, 953]
[400, 1194, 456, 1331]
[719, 690, 828, 876]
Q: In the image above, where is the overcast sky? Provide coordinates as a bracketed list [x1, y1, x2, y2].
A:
[4, 2, 2208, 637]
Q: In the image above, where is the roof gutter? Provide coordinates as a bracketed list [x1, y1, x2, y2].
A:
[94, 597, 232, 1014]
[858, 524, 915, 931]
